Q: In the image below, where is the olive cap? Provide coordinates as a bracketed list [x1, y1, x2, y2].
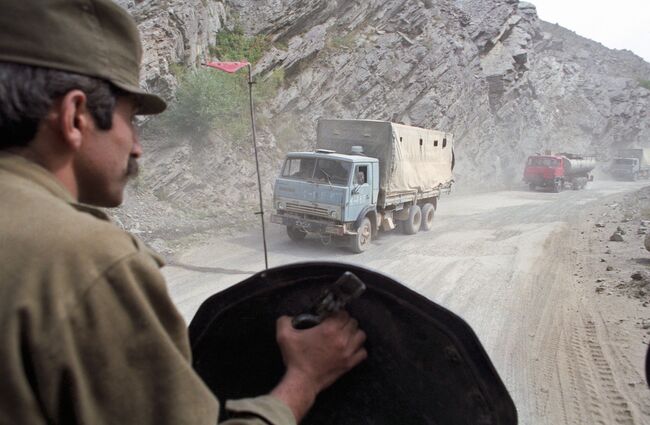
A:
[0, 0, 166, 115]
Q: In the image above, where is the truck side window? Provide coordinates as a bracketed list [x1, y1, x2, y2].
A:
[356, 165, 368, 185]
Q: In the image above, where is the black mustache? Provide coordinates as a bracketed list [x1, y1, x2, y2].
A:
[127, 157, 139, 178]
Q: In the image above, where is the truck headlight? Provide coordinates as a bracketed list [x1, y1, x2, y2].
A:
[277, 202, 285, 210]
[329, 210, 337, 217]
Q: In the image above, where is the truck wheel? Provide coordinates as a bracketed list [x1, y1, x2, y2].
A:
[350, 217, 372, 253]
[420, 203, 435, 231]
[528, 183, 536, 191]
[553, 180, 563, 193]
[286, 226, 307, 241]
[402, 205, 422, 235]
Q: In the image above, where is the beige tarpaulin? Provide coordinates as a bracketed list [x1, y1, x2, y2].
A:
[317, 119, 454, 196]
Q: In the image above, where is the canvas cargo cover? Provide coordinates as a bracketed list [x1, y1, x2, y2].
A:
[618, 148, 650, 167]
[317, 120, 454, 197]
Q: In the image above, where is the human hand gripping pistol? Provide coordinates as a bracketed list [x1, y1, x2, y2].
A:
[292, 272, 367, 330]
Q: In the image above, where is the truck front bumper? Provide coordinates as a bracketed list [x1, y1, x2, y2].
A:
[610, 170, 635, 179]
[271, 213, 351, 236]
[524, 176, 556, 187]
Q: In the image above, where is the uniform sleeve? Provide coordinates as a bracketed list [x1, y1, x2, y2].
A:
[223, 395, 296, 425]
[35, 251, 296, 425]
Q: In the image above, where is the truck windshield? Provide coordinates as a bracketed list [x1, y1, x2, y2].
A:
[282, 157, 350, 185]
[282, 157, 316, 179]
[314, 158, 350, 185]
[528, 157, 559, 167]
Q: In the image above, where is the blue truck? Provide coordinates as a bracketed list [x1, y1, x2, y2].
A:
[271, 119, 454, 252]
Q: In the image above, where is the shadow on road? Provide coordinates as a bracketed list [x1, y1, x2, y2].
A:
[633, 258, 650, 266]
[167, 261, 255, 275]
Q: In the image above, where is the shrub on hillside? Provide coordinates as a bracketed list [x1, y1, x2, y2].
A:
[210, 27, 270, 63]
[151, 29, 284, 144]
[162, 68, 248, 141]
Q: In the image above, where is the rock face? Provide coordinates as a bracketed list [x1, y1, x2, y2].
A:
[114, 0, 227, 98]
[233, 0, 650, 188]
[112, 0, 650, 239]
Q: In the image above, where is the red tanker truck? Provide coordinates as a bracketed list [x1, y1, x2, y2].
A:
[523, 152, 596, 192]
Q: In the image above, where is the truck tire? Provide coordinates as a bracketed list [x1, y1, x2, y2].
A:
[553, 180, 563, 193]
[402, 205, 422, 235]
[287, 226, 307, 241]
[529, 183, 536, 191]
[350, 217, 372, 253]
[420, 203, 435, 231]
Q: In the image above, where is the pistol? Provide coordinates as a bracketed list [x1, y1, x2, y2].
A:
[292, 271, 366, 330]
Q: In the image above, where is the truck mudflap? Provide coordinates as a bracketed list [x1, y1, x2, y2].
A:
[271, 213, 350, 235]
[189, 262, 517, 425]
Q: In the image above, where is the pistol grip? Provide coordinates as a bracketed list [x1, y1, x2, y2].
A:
[292, 313, 322, 330]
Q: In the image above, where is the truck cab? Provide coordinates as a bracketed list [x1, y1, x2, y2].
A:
[523, 155, 565, 192]
[610, 157, 640, 180]
[524, 153, 595, 192]
[271, 150, 379, 248]
[610, 148, 650, 181]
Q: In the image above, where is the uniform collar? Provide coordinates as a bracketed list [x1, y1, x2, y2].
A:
[0, 152, 111, 220]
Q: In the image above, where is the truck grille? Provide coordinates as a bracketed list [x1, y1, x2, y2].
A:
[286, 202, 330, 218]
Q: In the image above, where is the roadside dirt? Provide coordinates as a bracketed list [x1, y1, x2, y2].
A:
[569, 186, 650, 423]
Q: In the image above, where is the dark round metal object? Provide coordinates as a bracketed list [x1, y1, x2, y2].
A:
[189, 262, 517, 425]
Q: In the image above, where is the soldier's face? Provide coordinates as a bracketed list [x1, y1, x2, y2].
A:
[75, 97, 142, 207]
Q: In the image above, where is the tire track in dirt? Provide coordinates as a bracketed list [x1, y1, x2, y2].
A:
[558, 313, 637, 424]
[585, 317, 635, 424]
[518, 225, 577, 424]
[543, 220, 609, 425]
[594, 310, 650, 419]
[500, 194, 643, 424]
[548, 201, 644, 425]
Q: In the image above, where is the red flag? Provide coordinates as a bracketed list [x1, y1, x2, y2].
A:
[204, 61, 250, 73]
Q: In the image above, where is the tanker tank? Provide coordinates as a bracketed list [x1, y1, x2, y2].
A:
[563, 156, 596, 176]
[525, 152, 596, 192]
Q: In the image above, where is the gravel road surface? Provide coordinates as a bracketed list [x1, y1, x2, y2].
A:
[164, 179, 650, 424]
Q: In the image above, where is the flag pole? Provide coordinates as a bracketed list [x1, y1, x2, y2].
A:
[203, 61, 269, 270]
[246, 63, 269, 270]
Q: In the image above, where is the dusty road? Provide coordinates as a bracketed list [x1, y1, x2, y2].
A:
[164, 179, 650, 424]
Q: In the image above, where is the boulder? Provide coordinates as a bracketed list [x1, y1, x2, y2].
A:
[610, 233, 624, 242]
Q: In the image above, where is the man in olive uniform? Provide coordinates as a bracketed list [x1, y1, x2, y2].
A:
[0, 1, 367, 424]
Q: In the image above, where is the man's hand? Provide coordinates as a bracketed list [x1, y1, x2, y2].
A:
[270, 311, 367, 422]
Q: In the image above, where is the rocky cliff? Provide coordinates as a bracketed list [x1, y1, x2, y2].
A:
[113, 0, 650, 241]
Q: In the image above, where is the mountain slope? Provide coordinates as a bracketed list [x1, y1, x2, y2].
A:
[113, 0, 650, 239]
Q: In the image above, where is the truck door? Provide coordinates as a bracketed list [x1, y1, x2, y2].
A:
[348, 164, 372, 221]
